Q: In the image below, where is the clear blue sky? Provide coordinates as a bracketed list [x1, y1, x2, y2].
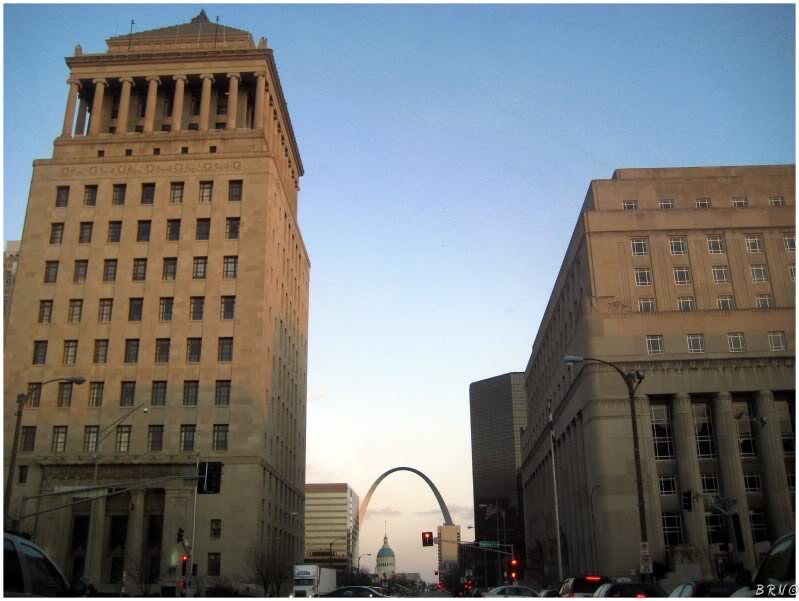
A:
[3, 3, 795, 582]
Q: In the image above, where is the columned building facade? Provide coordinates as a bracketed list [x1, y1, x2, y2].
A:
[519, 166, 795, 586]
[4, 12, 309, 595]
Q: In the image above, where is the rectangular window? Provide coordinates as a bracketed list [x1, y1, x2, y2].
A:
[32, 340, 48, 364]
[636, 298, 655, 312]
[662, 513, 683, 550]
[727, 332, 746, 352]
[170, 182, 184, 204]
[769, 196, 786, 207]
[38, 300, 53, 323]
[93, 339, 109, 364]
[659, 199, 674, 209]
[112, 184, 126, 206]
[141, 183, 155, 205]
[162, 257, 177, 281]
[132, 258, 147, 281]
[228, 180, 243, 201]
[223, 256, 238, 279]
[717, 295, 735, 310]
[630, 238, 648, 256]
[732, 197, 749, 208]
[658, 475, 677, 496]
[213, 424, 229, 451]
[210, 519, 222, 539]
[18, 466, 28, 484]
[78, 222, 93, 244]
[128, 298, 143, 321]
[151, 381, 167, 407]
[52, 426, 67, 453]
[207, 553, 221, 577]
[44, 261, 59, 283]
[26, 383, 42, 408]
[768, 331, 787, 351]
[622, 200, 639, 210]
[706, 235, 725, 254]
[743, 472, 762, 493]
[218, 337, 234, 362]
[199, 181, 213, 203]
[84, 426, 98, 453]
[687, 334, 705, 353]
[673, 266, 691, 285]
[701, 473, 720, 494]
[124, 339, 140, 363]
[136, 220, 151, 242]
[56, 186, 70, 207]
[751, 264, 768, 282]
[750, 512, 769, 543]
[98, 299, 113, 322]
[159, 297, 173, 321]
[183, 381, 199, 406]
[84, 185, 98, 207]
[634, 268, 652, 287]
[186, 338, 202, 363]
[120, 381, 136, 407]
[20, 427, 36, 452]
[756, 294, 774, 309]
[166, 219, 181, 241]
[50, 223, 64, 244]
[670, 236, 687, 255]
[215, 381, 231, 406]
[88, 382, 104, 408]
[155, 338, 171, 363]
[73, 260, 88, 283]
[745, 234, 763, 253]
[190, 297, 205, 320]
[705, 512, 726, 544]
[784, 232, 796, 252]
[115, 425, 131, 453]
[57, 381, 73, 407]
[220, 296, 236, 319]
[695, 198, 712, 208]
[780, 417, 795, 457]
[103, 259, 117, 282]
[180, 425, 196, 451]
[107, 221, 122, 242]
[226, 217, 240, 240]
[68, 299, 83, 323]
[192, 257, 207, 279]
[62, 340, 78, 365]
[148, 425, 164, 452]
[694, 404, 717, 459]
[712, 265, 730, 284]
[195, 218, 211, 241]
[651, 406, 674, 460]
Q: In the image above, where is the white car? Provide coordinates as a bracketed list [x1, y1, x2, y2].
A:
[485, 585, 539, 597]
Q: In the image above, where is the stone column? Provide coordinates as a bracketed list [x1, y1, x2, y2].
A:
[754, 390, 794, 537]
[125, 491, 146, 593]
[199, 73, 214, 132]
[88, 78, 108, 135]
[635, 394, 666, 558]
[712, 392, 757, 573]
[226, 73, 240, 130]
[172, 75, 187, 132]
[143, 76, 160, 133]
[76, 96, 88, 136]
[671, 393, 712, 574]
[117, 77, 134, 135]
[62, 79, 81, 137]
[87, 495, 107, 582]
[254, 72, 266, 129]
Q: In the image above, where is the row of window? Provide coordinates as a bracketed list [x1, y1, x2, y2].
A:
[622, 196, 786, 210]
[658, 472, 763, 496]
[630, 233, 795, 256]
[54, 180, 242, 208]
[25, 379, 232, 409]
[633, 264, 795, 287]
[644, 331, 787, 355]
[43, 255, 238, 283]
[661, 510, 770, 550]
[38, 295, 236, 324]
[49, 217, 241, 245]
[637, 294, 780, 312]
[19, 423, 228, 453]
[31, 336, 236, 365]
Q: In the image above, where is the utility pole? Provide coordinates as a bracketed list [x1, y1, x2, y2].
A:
[547, 398, 563, 582]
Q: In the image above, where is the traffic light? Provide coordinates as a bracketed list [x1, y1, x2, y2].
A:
[192, 563, 198, 576]
[682, 490, 693, 511]
[177, 527, 184, 543]
[508, 558, 519, 581]
[198, 462, 223, 494]
[181, 554, 189, 576]
[422, 531, 434, 547]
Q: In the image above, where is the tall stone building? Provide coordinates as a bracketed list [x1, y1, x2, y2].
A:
[519, 166, 795, 585]
[4, 240, 21, 332]
[3, 12, 309, 595]
[304, 483, 360, 573]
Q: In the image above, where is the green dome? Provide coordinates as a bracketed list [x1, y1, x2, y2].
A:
[376, 546, 395, 559]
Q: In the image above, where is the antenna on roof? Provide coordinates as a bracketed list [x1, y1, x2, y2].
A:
[128, 20, 135, 51]
[214, 16, 219, 48]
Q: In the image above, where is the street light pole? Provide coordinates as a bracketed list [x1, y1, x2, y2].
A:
[4, 376, 86, 529]
[357, 553, 371, 573]
[548, 407, 563, 582]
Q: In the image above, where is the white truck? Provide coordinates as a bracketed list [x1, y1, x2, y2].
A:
[293, 564, 337, 597]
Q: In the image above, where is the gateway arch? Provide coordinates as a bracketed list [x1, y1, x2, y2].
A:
[359, 466, 454, 526]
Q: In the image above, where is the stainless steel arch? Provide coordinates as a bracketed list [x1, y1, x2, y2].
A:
[359, 467, 454, 526]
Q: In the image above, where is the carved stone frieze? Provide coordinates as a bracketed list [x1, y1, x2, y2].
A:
[58, 160, 242, 178]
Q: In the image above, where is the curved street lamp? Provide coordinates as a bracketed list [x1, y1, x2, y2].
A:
[357, 553, 371, 573]
[4, 376, 86, 528]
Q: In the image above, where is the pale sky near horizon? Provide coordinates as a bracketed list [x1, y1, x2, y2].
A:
[3, 2, 795, 584]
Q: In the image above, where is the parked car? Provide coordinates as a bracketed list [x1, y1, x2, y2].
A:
[558, 576, 612, 597]
[539, 590, 559, 597]
[485, 585, 539, 597]
[321, 586, 388, 597]
[668, 581, 739, 597]
[732, 533, 795, 597]
[593, 582, 666, 597]
[4, 531, 87, 597]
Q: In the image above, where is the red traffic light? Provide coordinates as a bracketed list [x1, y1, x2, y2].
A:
[510, 558, 519, 567]
[422, 531, 434, 547]
[182, 554, 189, 561]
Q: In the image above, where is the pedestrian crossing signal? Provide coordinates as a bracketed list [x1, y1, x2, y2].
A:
[422, 531, 434, 547]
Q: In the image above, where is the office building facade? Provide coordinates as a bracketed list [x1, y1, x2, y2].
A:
[519, 166, 795, 585]
[3, 12, 309, 594]
[304, 483, 360, 573]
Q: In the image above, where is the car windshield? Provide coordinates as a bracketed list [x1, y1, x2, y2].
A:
[574, 578, 611, 593]
[295, 579, 315, 586]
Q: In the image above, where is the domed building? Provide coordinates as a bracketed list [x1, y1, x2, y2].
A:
[375, 529, 396, 580]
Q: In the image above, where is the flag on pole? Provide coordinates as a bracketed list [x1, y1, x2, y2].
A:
[484, 503, 497, 519]
[546, 398, 553, 423]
